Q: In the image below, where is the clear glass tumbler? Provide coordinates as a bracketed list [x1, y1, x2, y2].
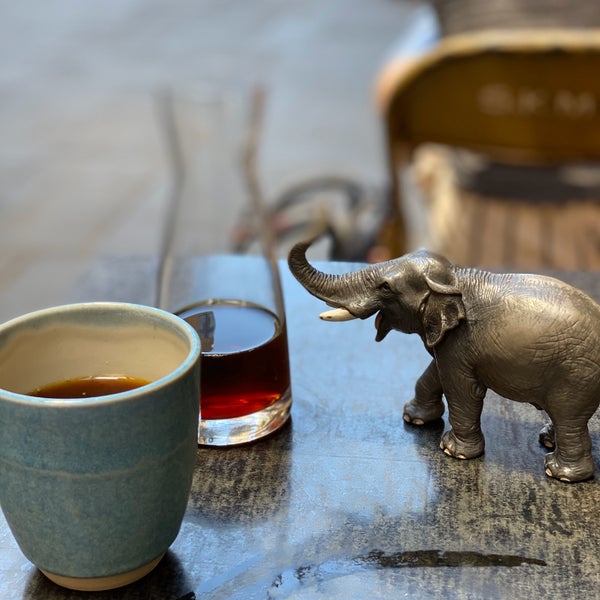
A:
[156, 85, 292, 446]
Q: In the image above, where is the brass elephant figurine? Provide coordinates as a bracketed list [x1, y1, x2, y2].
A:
[288, 237, 600, 482]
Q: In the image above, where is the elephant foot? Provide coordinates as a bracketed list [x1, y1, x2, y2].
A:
[403, 398, 445, 426]
[544, 451, 595, 483]
[440, 429, 484, 460]
[539, 423, 555, 449]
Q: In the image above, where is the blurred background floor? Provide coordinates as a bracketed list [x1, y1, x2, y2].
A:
[0, 0, 425, 321]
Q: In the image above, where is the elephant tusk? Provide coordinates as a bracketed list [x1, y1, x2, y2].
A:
[319, 308, 357, 321]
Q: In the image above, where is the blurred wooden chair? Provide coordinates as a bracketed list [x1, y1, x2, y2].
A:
[375, 29, 600, 270]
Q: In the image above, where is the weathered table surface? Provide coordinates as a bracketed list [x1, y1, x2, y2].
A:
[1, 258, 600, 599]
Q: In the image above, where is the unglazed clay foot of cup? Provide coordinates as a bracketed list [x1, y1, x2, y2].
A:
[40, 553, 165, 592]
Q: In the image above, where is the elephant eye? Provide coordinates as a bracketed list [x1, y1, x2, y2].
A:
[379, 281, 392, 293]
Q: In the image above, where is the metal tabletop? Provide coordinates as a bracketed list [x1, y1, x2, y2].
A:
[2, 258, 600, 599]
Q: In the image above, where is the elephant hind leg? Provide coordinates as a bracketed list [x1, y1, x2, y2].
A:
[539, 422, 555, 449]
[543, 421, 595, 483]
[403, 359, 445, 425]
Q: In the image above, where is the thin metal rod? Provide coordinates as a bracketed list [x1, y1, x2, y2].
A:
[153, 87, 186, 310]
[241, 85, 288, 320]
[241, 85, 272, 253]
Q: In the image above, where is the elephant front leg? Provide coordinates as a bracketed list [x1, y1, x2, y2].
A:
[403, 359, 445, 425]
[439, 376, 486, 460]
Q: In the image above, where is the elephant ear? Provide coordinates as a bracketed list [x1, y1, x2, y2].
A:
[422, 276, 465, 348]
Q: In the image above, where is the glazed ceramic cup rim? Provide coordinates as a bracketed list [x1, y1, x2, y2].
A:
[0, 301, 201, 408]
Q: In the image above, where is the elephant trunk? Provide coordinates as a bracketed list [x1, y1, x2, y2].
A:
[288, 236, 382, 317]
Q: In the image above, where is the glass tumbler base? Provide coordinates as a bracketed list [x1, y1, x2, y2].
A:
[198, 389, 291, 446]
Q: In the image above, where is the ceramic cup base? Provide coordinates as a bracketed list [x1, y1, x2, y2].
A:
[199, 389, 291, 446]
[40, 553, 165, 592]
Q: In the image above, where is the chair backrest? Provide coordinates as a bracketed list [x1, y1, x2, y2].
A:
[375, 29, 600, 256]
[378, 29, 600, 163]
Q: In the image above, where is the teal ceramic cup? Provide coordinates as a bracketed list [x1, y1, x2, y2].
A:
[0, 302, 200, 591]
